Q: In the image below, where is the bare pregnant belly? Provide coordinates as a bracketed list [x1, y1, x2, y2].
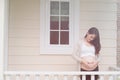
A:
[81, 56, 97, 70]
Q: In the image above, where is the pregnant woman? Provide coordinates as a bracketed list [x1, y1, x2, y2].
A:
[72, 27, 101, 80]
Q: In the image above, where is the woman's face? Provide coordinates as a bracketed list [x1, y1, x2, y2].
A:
[86, 33, 96, 42]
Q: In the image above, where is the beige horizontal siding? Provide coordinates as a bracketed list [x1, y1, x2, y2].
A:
[8, 56, 116, 71]
[9, 64, 115, 71]
[9, 38, 39, 47]
[80, 0, 116, 3]
[80, 21, 116, 30]
[99, 56, 116, 64]
[80, 2, 117, 12]
[8, 0, 117, 71]
[9, 47, 116, 56]
[101, 39, 116, 47]
[100, 48, 116, 56]
[99, 64, 116, 71]
[9, 30, 40, 38]
[9, 47, 40, 56]
[8, 56, 116, 65]
[8, 65, 78, 71]
[80, 12, 116, 21]
[117, 1, 120, 67]
[8, 56, 76, 65]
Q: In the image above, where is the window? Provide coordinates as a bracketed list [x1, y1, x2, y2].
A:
[50, 1, 69, 45]
[40, 0, 80, 54]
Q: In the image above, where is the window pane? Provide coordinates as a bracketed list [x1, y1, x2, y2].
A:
[60, 31, 69, 44]
[61, 2, 69, 15]
[61, 16, 69, 30]
[50, 1, 59, 15]
[50, 16, 59, 30]
[50, 31, 59, 44]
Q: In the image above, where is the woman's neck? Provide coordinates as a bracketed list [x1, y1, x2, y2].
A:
[84, 38, 93, 46]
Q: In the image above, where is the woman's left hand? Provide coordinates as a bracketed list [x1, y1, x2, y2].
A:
[88, 61, 98, 70]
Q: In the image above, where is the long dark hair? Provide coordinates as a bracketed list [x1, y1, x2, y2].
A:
[85, 27, 101, 54]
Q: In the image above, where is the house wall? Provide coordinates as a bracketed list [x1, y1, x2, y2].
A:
[8, 0, 117, 71]
[117, 0, 120, 67]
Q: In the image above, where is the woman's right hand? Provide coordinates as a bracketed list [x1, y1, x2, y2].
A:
[81, 58, 91, 69]
[88, 61, 98, 69]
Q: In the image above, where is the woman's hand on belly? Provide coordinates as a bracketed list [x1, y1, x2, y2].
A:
[81, 58, 92, 69]
[87, 61, 98, 70]
[81, 57, 99, 70]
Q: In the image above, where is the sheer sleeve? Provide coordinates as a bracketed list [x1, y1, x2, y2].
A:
[72, 40, 82, 62]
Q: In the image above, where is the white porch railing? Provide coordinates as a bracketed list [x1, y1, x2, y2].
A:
[4, 71, 120, 80]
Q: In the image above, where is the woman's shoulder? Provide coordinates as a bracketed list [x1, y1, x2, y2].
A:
[74, 38, 84, 48]
[78, 38, 84, 45]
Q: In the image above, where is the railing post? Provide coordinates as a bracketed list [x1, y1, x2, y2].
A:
[54, 75, 58, 80]
[35, 74, 40, 80]
[64, 75, 68, 80]
[114, 75, 117, 80]
[109, 75, 114, 80]
[25, 74, 30, 80]
[99, 75, 104, 80]
[6, 75, 11, 80]
[45, 75, 49, 80]
[82, 75, 86, 80]
[16, 74, 20, 80]
[73, 76, 77, 80]
[91, 75, 95, 80]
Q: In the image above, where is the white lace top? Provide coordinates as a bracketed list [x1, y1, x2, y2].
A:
[80, 40, 95, 57]
[72, 39, 100, 70]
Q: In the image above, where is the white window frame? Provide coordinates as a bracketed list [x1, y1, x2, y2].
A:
[40, 0, 80, 54]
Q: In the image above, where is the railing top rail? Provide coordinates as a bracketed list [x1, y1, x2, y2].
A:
[4, 71, 120, 75]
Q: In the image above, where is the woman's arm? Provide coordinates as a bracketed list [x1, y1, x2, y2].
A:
[72, 42, 82, 62]
[72, 41, 95, 69]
